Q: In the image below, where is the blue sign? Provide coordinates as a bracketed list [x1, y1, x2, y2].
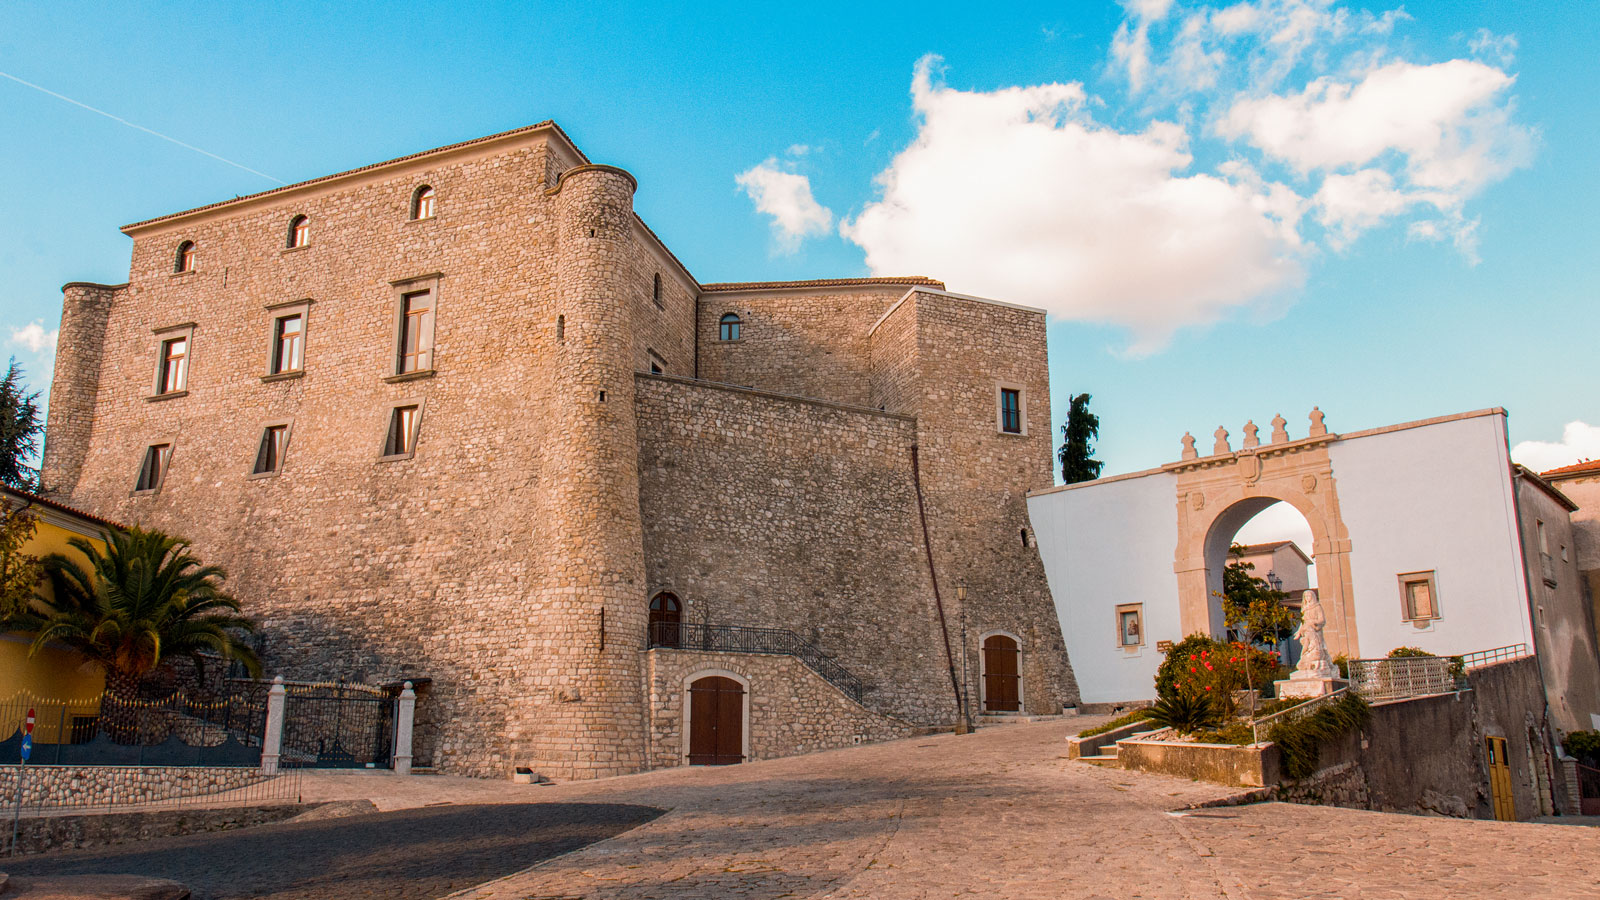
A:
[18, 734, 30, 762]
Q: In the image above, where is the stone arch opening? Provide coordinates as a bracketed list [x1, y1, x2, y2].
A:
[1202, 500, 1318, 664]
[979, 630, 1023, 713]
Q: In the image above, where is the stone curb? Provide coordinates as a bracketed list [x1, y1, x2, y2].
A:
[1178, 787, 1275, 810]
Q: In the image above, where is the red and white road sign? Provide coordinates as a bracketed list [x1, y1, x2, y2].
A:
[24, 708, 34, 734]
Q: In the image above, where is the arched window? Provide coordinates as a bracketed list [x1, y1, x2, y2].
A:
[411, 185, 435, 220]
[719, 313, 741, 342]
[649, 592, 682, 648]
[287, 215, 310, 249]
[174, 240, 196, 273]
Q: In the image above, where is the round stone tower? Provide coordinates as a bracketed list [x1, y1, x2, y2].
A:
[40, 282, 119, 499]
[524, 164, 650, 778]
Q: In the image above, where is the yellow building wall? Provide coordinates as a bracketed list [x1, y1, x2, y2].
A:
[1, 510, 107, 742]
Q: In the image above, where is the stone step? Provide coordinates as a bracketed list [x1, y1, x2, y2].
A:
[1078, 754, 1122, 767]
[976, 714, 1070, 725]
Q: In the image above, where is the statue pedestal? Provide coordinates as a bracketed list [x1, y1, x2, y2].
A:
[1276, 677, 1343, 700]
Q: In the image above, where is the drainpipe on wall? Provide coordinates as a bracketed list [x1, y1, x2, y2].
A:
[910, 444, 967, 731]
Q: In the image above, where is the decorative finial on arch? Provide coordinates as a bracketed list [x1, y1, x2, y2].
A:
[1181, 432, 1198, 460]
[1242, 420, 1260, 449]
[1271, 413, 1288, 444]
[1213, 426, 1231, 456]
[1309, 406, 1327, 437]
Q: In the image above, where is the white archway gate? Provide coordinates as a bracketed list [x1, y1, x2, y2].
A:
[1169, 411, 1359, 657]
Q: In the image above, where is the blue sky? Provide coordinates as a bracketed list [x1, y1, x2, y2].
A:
[3, 1, 1597, 491]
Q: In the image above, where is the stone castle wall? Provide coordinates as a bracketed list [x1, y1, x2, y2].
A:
[635, 374, 958, 723]
[43, 125, 1078, 777]
[644, 649, 916, 769]
[697, 286, 912, 406]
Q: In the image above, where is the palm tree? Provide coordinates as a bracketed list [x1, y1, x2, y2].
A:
[14, 526, 261, 740]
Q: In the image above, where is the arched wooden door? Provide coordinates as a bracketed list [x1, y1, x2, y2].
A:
[982, 635, 1021, 713]
[688, 676, 744, 765]
[649, 592, 681, 647]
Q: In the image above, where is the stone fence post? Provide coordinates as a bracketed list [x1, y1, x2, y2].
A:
[393, 681, 416, 776]
[261, 676, 286, 775]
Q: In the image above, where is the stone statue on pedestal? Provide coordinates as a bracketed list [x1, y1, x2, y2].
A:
[1277, 590, 1341, 699]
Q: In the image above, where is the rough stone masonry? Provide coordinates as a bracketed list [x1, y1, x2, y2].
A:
[41, 121, 1078, 778]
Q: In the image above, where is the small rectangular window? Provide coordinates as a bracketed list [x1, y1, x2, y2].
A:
[273, 314, 304, 374]
[160, 337, 188, 394]
[134, 444, 172, 492]
[1398, 571, 1439, 622]
[383, 405, 421, 458]
[1116, 603, 1143, 648]
[398, 289, 435, 374]
[253, 425, 289, 475]
[1000, 388, 1022, 434]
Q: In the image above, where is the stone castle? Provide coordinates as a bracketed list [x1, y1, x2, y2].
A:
[41, 122, 1078, 777]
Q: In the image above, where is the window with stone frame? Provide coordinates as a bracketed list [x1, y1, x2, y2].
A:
[252, 424, 290, 476]
[411, 185, 436, 220]
[1398, 571, 1439, 622]
[134, 443, 172, 493]
[151, 323, 196, 397]
[719, 313, 741, 341]
[1116, 603, 1143, 648]
[390, 277, 440, 377]
[287, 215, 310, 249]
[174, 240, 196, 273]
[272, 313, 304, 374]
[381, 402, 423, 459]
[998, 386, 1024, 435]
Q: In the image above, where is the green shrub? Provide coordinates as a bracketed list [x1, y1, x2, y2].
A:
[1386, 646, 1466, 680]
[1144, 691, 1222, 734]
[1331, 654, 1350, 679]
[1267, 692, 1371, 779]
[1155, 633, 1280, 715]
[1562, 730, 1600, 764]
[1075, 707, 1152, 738]
[1190, 720, 1257, 746]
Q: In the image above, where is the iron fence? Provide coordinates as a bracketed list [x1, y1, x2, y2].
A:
[278, 682, 396, 769]
[0, 690, 266, 767]
[1459, 644, 1531, 670]
[1346, 655, 1460, 702]
[1249, 686, 1350, 729]
[649, 622, 864, 703]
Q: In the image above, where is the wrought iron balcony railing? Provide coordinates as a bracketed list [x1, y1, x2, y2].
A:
[649, 621, 864, 704]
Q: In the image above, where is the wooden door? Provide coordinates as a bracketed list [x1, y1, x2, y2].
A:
[649, 593, 681, 648]
[688, 676, 744, 765]
[983, 635, 1021, 713]
[1485, 736, 1516, 821]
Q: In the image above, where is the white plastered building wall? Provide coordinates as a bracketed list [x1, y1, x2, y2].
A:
[1028, 409, 1537, 704]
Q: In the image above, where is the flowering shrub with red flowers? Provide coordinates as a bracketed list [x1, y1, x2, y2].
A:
[1155, 633, 1283, 716]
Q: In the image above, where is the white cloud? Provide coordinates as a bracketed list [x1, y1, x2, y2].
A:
[840, 57, 1307, 355]
[9, 321, 58, 355]
[1469, 28, 1518, 67]
[735, 159, 834, 253]
[1513, 421, 1600, 474]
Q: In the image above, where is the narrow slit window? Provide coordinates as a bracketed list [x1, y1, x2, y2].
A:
[273, 314, 304, 373]
[384, 405, 420, 457]
[1000, 388, 1022, 434]
[253, 425, 288, 475]
[287, 215, 310, 249]
[135, 444, 172, 492]
[398, 290, 435, 373]
[652, 273, 664, 309]
[719, 313, 741, 341]
[159, 336, 189, 394]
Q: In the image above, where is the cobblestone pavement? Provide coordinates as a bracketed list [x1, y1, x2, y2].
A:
[3, 802, 661, 900]
[435, 720, 1600, 900]
[17, 720, 1600, 899]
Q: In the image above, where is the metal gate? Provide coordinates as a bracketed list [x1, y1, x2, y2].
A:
[280, 682, 396, 769]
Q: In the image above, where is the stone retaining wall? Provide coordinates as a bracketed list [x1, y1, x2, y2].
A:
[0, 764, 267, 809]
[1115, 739, 1281, 788]
[645, 649, 916, 769]
[2, 803, 309, 856]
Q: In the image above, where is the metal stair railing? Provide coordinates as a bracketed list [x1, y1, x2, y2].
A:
[649, 622, 864, 703]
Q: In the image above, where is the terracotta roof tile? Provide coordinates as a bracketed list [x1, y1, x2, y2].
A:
[1541, 459, 1600, 479]
[2, 485, 125, 530]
